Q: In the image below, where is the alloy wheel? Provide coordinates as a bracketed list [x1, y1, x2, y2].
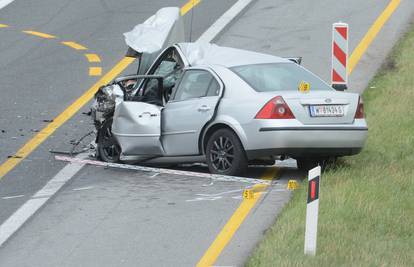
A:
[210, 136, 235, 171]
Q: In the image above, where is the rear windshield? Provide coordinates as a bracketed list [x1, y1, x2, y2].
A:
[231, 63, 333, 92]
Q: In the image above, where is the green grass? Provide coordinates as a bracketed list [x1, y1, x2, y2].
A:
[246, 26, 414, 267]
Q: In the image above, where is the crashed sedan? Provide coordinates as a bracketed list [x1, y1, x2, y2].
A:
[91, 7, 368, 176]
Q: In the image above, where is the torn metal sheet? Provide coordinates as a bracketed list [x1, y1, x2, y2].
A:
[124, 7, 185, 74]
[54, 155, 272, 185]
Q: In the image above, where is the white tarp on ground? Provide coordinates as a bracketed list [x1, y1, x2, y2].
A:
[124, 7, 181, 54]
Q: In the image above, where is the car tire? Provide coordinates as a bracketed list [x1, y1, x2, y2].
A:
[206, 129, 248, 176]
[97, 118, 121, 163]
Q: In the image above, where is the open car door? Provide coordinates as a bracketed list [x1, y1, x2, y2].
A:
[112, 101, 164, 156]
[110, 7, 185, 157]
[111, 75, 165, 156]
[124, 7, 185, 75]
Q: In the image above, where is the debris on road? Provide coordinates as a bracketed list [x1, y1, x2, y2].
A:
[7, 155, 22, 159]
[49, 131, 96, 156]
[55, 155, 273, 185]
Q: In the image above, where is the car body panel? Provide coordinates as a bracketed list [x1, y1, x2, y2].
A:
[162, 95, 220, 155]
[112, 101, 164, 156]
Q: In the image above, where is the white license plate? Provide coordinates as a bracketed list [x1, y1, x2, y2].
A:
[309, 105, 344, 117]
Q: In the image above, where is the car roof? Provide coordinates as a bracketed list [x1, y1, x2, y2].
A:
[177, 42, 291, 68]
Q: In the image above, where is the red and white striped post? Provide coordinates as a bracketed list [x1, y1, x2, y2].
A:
[331, 22, 349, 91]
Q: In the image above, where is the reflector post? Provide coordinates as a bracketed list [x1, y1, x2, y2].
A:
[304, 166, 321, 256]
[331, 22, 349, 91]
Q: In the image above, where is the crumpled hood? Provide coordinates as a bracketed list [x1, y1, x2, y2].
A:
[124, 7, 181, 54]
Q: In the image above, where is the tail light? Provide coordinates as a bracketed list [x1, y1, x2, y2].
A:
[355, 97, 365, 119]
[255, 96, 295, 119]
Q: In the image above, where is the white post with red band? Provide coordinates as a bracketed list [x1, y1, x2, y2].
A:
[331, 22, 349, 91]
[304, 166, 321, 256]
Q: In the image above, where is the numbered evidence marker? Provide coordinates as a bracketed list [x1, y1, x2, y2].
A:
[242, 188, 254, 200]
[304, 166, 321, 256]
[299, 81, 310, 93]
[287, 179, 299, 190]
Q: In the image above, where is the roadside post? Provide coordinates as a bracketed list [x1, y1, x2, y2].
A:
[304, 166, 321, 256]
[331, 22, 349, 91]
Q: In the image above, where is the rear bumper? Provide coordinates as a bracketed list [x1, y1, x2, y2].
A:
[246, 147, 363, 159]
[259, 126, 368, 132]
[241, 120, 368, 159]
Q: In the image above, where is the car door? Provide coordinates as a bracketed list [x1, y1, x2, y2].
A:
[112, 101, 164, 156]
[162, 68, 223, 156]
[111, 47, 186, 157]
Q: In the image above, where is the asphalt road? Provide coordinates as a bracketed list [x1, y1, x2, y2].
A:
[0, 0, 413, 266]
[0, 0, 236, 224]
[217, 0, 414, 94]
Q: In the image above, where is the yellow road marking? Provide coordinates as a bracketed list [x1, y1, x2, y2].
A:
[89, 67, 102, 76]
[348, 0, 401, 74]
[61, 41, 88, 50]
[0, 57, 135, 179]
[22, 30, 56, 39]
[0, 2, 199, 180]
[196, 168, 277, 267]
[0, 24, 9, 28]
[85, 53, 101, 63]
[181, 0, 201, 16]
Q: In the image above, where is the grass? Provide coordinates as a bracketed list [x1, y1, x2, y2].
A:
[246, 26, 414, 266]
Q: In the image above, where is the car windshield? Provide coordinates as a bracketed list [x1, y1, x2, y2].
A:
[231, 63, 333, 92]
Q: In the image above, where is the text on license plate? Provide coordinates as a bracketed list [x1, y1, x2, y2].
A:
[309, 105, 344, 117]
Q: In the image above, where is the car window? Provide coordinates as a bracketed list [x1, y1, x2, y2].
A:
[140, 48, 183, 99]
[173, 70, 218, 101]
[154, 60, 176, 76]
[231, 63, 333, 92]
[206, 78, 220, 96]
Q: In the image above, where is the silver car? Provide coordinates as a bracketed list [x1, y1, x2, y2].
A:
[91, 41, 368, 176]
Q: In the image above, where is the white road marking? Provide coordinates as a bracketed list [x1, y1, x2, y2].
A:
[0, 154, 86, 247]
[0, 0, 15, 10]
[72, 186, 94, 191]
[1, 195, 25, 200]
[197, 0, 255, 43]
[186, 196, 223, 202]
[196, 189, 243, 197]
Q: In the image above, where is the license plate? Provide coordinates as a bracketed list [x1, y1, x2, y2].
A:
[309, 105, 344, 117]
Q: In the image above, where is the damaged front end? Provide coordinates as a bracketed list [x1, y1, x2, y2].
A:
[91, 84, 121, 129]
[89, 6, 185, 163]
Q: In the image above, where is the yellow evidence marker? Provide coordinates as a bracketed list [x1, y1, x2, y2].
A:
[287, 180, 299, 190]
[299, 81, 310, 93]
[243, 189, 255, 200]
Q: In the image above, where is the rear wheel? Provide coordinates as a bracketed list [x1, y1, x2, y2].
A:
[97, 118, 121, 163]
[206, 129, 247, 176]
